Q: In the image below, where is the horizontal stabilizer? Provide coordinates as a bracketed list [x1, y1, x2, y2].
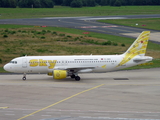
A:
[133, 56, 153, 62]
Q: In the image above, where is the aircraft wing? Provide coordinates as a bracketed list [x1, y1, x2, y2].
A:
[54, 66, 95, 73]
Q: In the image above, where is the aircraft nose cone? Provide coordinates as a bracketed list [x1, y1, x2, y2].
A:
[3, 64, 10, 72]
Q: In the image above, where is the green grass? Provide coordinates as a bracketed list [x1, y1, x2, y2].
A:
[98, 18, 160, 31]
[42, 26, 160, 54]
[1, 25, 158, 52]
[0, 26, 131, 64]
[0, 67, 6, 73]
[0, 24, 134, 42]
[0, 6, 160, 19]
[0, 24, 32, 29]
[0, 67, 3, 73]
[0, 24, 159, 52]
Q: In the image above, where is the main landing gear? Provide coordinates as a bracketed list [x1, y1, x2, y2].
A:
[70, 74, 81, 81]
[75, 76, 80, 81]
[22, 73, 26, 80]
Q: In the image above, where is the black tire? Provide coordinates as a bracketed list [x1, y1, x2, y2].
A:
[22, 77, 26, 80]
[75, 76, 80, 81]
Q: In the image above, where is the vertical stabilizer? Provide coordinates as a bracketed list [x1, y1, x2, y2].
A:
[124, 31, 150, 56]
[117, 31, 150, 67]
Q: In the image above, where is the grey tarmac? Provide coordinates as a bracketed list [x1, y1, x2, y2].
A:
[0, 68, 160, 120]
[0, 15, 160, 43]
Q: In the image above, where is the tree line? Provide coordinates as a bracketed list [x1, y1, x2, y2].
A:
[0, 0, 160, 8]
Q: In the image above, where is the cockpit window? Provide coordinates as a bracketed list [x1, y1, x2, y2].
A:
[9, 61, 17, 64]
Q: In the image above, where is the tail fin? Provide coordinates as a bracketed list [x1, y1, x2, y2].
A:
[124, 31, 150, 56]
[117, 31, 150, 67]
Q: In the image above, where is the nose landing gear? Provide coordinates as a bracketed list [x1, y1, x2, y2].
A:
[22, 73, 26, 80]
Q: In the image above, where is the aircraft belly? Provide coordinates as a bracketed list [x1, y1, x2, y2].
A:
[92, 67, 107, 73]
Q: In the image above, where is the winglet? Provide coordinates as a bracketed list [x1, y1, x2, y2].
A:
[117, 31, 150, 67]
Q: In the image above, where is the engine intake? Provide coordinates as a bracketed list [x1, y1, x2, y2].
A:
[53, 70, 67, 79]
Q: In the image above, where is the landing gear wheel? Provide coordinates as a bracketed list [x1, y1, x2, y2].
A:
[71, 74, 75, 79]
[75, 76, 80, 81]
[22, 77, 26, 80]
[22, 73, 26, 81]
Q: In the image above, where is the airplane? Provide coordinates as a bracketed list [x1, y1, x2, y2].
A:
[3, 31, 153, 81]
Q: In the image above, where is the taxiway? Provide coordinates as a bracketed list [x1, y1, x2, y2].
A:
[0, 68, 160, 120]
[0, 15, 160, 43]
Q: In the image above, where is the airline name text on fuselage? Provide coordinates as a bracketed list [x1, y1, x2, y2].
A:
[29, 59, 57, 69]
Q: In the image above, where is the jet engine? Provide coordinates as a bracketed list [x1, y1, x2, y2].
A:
[52, 70, 67, 79]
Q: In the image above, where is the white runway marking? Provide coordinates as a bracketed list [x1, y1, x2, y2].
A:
[79, 17, 126, 20]
[80, 25, 118, 28]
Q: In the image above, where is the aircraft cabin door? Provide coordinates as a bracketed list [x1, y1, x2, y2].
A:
[22, 58, 27, 68]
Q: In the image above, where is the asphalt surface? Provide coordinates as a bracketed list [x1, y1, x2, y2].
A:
[0, 14, 160, 42]
[0, 68, 160, 120]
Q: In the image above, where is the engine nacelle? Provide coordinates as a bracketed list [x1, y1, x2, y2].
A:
[53, 70, 67, 79]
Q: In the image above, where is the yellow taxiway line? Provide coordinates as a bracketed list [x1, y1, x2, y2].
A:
[0, 107, 9, 109]
[17, 84, 105, 120]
